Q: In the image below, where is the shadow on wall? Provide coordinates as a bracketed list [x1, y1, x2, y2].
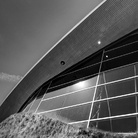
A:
[0, 112, 137, 138]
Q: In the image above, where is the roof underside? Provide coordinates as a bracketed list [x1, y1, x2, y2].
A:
[0, 0, 138, 122]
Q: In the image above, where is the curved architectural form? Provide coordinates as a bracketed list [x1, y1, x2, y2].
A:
[0, 0, 138, 133]
[22, 29, 138, 132]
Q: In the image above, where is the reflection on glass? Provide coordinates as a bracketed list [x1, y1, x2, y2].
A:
[109, 96, 136, 116]
[41, 103, 91, 123]
[23, 103, 32, 112]
[103, 41, 138, 61]
[29, 98, 41, 112]
[91, 100, 109, 119]
[112, 117, 136, 132]
[56, 103, 91, 122]
[95, 85, 107, 100]
[105, 33, 138, 51]
[136, 63, 138, 75]
[62, 51, 102, 75]
[104, 65, 134, 83]
[51, 63, 100, 88]
[136, 78, 138, 94]
[74, 81, 87, 89]
[101, 51, 138, 72]
[137, 96, 138, 112]
[106, 79, 135, 98]
[37, 96, 66, 113]
[63, 88, 95, 107]
[98, 119, 112, 132]
[90, 120, 112, 131]
[29, 88, 44, 112]
[72, 121, 88, 129]
[44, 76, 97, 100]
[98, 73, 105, 85]
[89, 121, 97, 128]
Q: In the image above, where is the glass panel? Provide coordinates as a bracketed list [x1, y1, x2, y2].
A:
[72, 121, 88, 129]
[29, 98, 41, 112]
[103, 41, 138, 61]
[36, 84, 49, 99]
[44, 76, 97, 100]
[89, 121, 97, 128]
[37, 96, 66, 113]
[137, 95, 138, 113]
[104, 65, 134, 83]
[136, 63, 138, 75]
[51, 63, 100, 88]
[136, 78, 138, 93]
[105, 33, 138, 51]
[98, 73, 105, 85]
[106, 79, 135, 98]
[95, 85, 107, 100]
[19, 87, 42, 112]
[42, 103, 91, 123]
[57, 104, 91, 122]
[90, 120, 112, 131]
[63, 88, 95, 107]
[101, 51, 138, 72]
[112, 117, 136, 132]
[23, 103, 32, 112]
[29, 88, 45, 112]
[63, 51, 102, 75]
[109, 96, 136, 116]
[91, 100, 109, 119]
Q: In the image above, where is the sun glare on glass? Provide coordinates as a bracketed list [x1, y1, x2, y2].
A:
[75, 81, 86, 89]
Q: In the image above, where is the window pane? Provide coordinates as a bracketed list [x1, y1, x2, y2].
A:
[37, 96, 66, 113]
[89, 120, 112, 132]
[89, 121, 97, 128]
[91, 100, 109, 119]
[104, 65, 134, 83]
[51, 63, 100, 87]
[72, 121, 88, 129]
[137, 95, 138, 112]
[19, 87, 42, 112]
[63, 88, 95, 107]
[95, 85, 107, 100]
[112, 117, 136, 132]
[105, 33, 138, 51]
[29, 88, 45, 112]
[44, 76, 97, 100]
[136, 63, 138, 75]
[101, 51, 138, 72]
[136, 78, 138, 92]
[106, 79, 135, 98]
[29, 98, 41, 112]
[109, 96, 136, 116]
[36, 84, 50, 99]
[63, 51, 102, 75]
[57, 104, 91, 122]
[42, 104, 91, 123]
[23, 103, 32, 112]
[98, 73, 105, 85]
[103, 41, 138, 61]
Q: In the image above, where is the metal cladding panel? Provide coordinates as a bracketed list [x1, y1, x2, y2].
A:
[0, 0, 138, 122]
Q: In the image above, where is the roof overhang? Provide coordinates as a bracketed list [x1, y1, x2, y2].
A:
[0, 0, 138, 122]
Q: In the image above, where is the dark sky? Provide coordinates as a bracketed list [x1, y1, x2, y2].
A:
[0, 0, 104, 105]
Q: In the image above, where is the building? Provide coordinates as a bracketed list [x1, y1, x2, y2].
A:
[0, 0, 138, 132]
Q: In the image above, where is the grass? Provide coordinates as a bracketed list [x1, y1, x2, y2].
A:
[0, 112, 137, 138]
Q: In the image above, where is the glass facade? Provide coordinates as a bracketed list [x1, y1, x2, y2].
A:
[19, 29, 138, 132]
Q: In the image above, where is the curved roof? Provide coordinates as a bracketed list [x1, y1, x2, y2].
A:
[0, 0, 138, 122]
